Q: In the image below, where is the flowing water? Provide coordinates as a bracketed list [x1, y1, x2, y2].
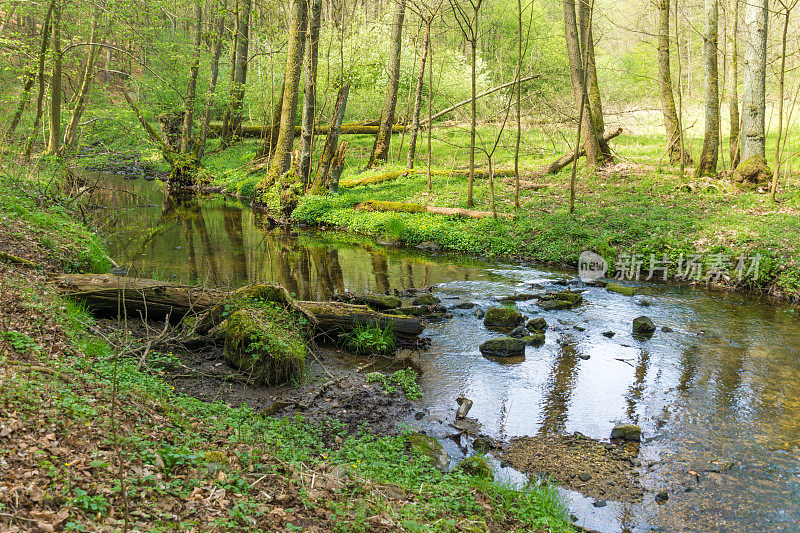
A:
[90, 173, 800, 532]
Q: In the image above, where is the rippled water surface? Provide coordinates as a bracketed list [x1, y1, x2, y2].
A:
[91, 174, 800, 532]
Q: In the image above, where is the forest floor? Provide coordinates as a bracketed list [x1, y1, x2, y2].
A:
[176, 125, 800, 301]
[0, 163, 572, 531]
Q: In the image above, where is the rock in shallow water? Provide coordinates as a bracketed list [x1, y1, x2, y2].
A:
[633, 316, 656, 335]
[484, 306, 524, 331]
[479, 337, 526, 358]
[412, 294, 441, 306]
[610, 423, 642, 442]
[509, 326, 528, 338]
[526, 317, 548, 331]
[606, 282, 636, 296]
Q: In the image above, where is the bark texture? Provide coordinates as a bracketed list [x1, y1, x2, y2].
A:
[299, 0, 323, 186]
[739, 0, 768, 162]
[695, 0, 720, 177]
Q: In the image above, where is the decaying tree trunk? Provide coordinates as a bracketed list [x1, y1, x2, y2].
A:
[540, 126, 622, 176]
[55, 275, 424, 337]
[367, 0, 407, 168]
[695, 0, 720, 177]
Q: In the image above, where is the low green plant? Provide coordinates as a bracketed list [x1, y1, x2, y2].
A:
[366, 368, 421, 399]
[342, 322, 396, 355]
[1, 330, 38, 354]
[72, 489, 110, 516]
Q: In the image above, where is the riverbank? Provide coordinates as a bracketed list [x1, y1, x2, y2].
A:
[0, 162, 572, 531]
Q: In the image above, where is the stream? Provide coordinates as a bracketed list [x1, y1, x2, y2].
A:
[89, 173, 800, 532]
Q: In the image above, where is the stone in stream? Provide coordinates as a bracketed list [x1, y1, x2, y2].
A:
[526, 317, 548, 331]
[479, 337, 526, 358]
[412, 294, 441, 306]
[483, 306, 524, 331]
[578, 473, 592, 482]
[538, 299, 574, 311]
[453, 302, 477, 310]
[606, 282, 636, 296]
[574, 325, 586, 332]
[503, 293, 539, 302]
[455, 397, 473, 420]
[661, 325, 674, 333]
[633, 316, 657, 335]
[602, 330, 615, 338]
[610, 423, 642, 442]
[655, 490, 669, 504]
[473, 308, 485, 319]
[509, 326, 528, 338]
[520, 334, 545, 347]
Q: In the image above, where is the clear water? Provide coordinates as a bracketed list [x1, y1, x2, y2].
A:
[90, 173, 800, 532]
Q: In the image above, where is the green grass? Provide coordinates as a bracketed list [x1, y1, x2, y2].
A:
[342, 321, 397, 355]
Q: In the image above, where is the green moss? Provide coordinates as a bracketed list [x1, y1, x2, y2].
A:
[362, 200, 427, 214]
[732, 155, 773, 190]
[537, 300, 575, 311]
[203, 450, 228, 464]
[223, 305, 307, 386]
[412, 294, 441, 306]
[457, 456, 494, 481]
[340, 170, 408, 188]
[484, 306, 524, 331]
[479, 337, 526, 358]
[606, 283, 636, 296]
[526, 317, 548, 331]
[520, 333, 545, 346]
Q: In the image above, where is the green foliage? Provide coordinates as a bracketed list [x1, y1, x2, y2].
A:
[1, 330, 38, 354]
[72, 489, 110, 516]
[366, 368, 421, 400]
[342, 321, 396, 355]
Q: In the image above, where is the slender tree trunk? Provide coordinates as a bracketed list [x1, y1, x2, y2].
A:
[63, 6, 102, 153]
[674, 0, 687, 180]
[300, 0, 323, 187]
[729, 0, 740, 168]
[367, 0, 406, 168]
[569, 0, 593, 213]
[180, 1, 203, 154]
[739, 0, 768, 163]
[564, 0, 599, 167]
[46, 1, 62, 156]
[226, 0, 252, 144]
[772, 1, 792, 199]
[514, 0, 522, 208]
[467, 9, 478, 207]
[196, 6, 228, 162]
[578, 0, 610, 162]
[5, 15, 36, 141]
[24, 0, 55, 159]
[658, 0, 687, 165]
[407, 15, 431, 170]
[694, 0, 720, 177]
[427, 33, 433, 193]
[311, 83, 350, 193]
[260, 0, 308, 189]
[221, 0, 240, 143]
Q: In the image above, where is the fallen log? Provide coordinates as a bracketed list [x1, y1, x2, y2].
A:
[209, 122, 405, 139]
[355, 200, 514, 220]
[55, 274, 424, 337]
[535, 127, 623, 177]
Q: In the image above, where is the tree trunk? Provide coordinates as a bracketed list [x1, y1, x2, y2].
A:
[563, 0, 599, 167]
[63, 6, 102, 154]
[772, 2, 790, 199]
[366, 0, 406, 168]
[259, 0, 308, 190]
[180, 1, 203, 154]
[311, 83, 350, 193]
[739, 0, 767, 163]
[729, 0, 740, 168]
[407, 16, 431, 170]
[220, 0, 239, 143]
[427, 30, 433, 193]
[467, 7, 478, 207]
[657, 0, 688, 165]
[226, 0, 252, 144]
[5, 15, 36, 141]
[196, 6, 227, 162]
[695, 0, 720, 177]
[299, 0, 323, 186]
[578, 0, 610, 162]
[46, 1, 62, 156]
[514, 0, 522, 208]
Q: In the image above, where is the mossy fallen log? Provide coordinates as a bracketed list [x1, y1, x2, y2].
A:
[208, 122, 405, 138]
[355, 200, 514, 220]
[339, 168, 453, 188]
[55, 274, 423, 337]
[0, 251, 39, 269]
[499, 178, 552, 190]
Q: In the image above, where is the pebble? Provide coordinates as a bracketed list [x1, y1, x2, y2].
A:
[602, 330, 615, 338]
[578, 473, 592, 482]
[655, 490, 669, 504]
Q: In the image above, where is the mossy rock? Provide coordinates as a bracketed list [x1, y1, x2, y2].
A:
[412, 294, 441, 306]
[223, 307, 307, 386]
[479, 337, 526, 358]
[203, 450, 228, 464]
[732, 155, 773, 190]
[632, 316, 656, 335]
[352, 294, 401, 311]
[456, 456, 493, 480]
[610, 424, 642, 442]
[537, 299, 574, 311]
[407, 433, 449, 472]
[552, 290, 583, 304]
[386, 305, 429, 317]
[520, 334, 545, 347]
[483, 306, 524, 331]
[606, 282, 636, 296]
[526, 317, 548, 331]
